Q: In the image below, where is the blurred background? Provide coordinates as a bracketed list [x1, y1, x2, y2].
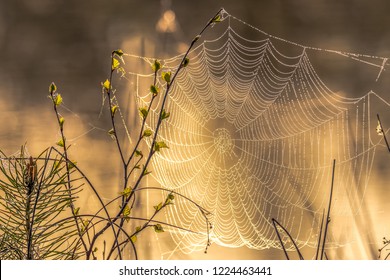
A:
[0, 0, 390, 259]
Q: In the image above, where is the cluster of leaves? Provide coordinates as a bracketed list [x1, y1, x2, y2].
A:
[0, 9, 223, 260]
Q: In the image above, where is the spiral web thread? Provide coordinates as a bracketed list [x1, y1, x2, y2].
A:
[123, 10, 390, 258]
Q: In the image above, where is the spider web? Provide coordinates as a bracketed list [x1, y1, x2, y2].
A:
[123, 9, 390, 258]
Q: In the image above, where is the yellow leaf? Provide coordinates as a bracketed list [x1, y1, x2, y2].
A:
[153, 202, 163, 211]
[154, 224, 164, 233]
[59, 116, 65, 128]
[54, 94, 62, 106]
[113, 49, 124, 56]
[49, 82, 57, 93]
[212, 14, 221, 23]
[130, 235, 137, 243]
[143, 129, 152, 137]
[123, 204, 131, 217]
[154, 141, 169, 152]
[120, 187, 132, 198]
[68, 161, 77, 170]
[112, 58, 120, 70]
[152, 60, 161, 72]
[56, 139, 65, 147]
[161, 71, 171, 83]
[53, 160, 61, 171]
[182, 58, 189, 67]
[139, 107, 148, 119]
[102, 79, 110, 91]
[73, 207, 80, 216]
[377, 120, 384, 135]
[111, 105, 119, 116]
[150, 85, 159, 96]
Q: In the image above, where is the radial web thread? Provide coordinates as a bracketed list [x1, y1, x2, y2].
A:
[123, 10, 390, 258]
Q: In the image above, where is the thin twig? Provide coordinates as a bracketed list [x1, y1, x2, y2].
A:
[272, 218, 304, 260]
[49, 86, 88, 255]
[315, 210, 325, 260]
[86, 9, 223, 258]
[321, 159, 336, 260]
[377, 114, 390, 153]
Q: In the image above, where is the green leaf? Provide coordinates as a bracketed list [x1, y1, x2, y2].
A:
[53, 160, 61, 171]
[161, 71, 171, 83]
[135, 226, 142, 232]
[154, 224, 164, 233]
[54, 94, 62, 106]
[154, 141, 169, 152]
[153, 202, 163, 211]
[112, 58, 120, 70]
[111, 105, 119, 117]
[182, 58, 189, 67]
[139, 107, 148, 119]
[113, 49, 124, 57]
[49, 82, 57, 93]
[120, 187, 132, 199]
[168, 193, 175, 201]
[93, 247, 98, 253]
[134, 165, 140, 169]
[143, 165, 151, 176]
[193, 35, 201, 43]
[150, 85, 159, 96]
[56, 139, 65, 147]
[108, 128, 115, 136]
[212, 14, 221, 23]
[143, 129, 152, 137]
[102, 79, 110, 91]
[81, 219, 89, 233]
[68, 161, 77, 170]
[59, 116, 65, 129]
[122, 204, 131, 217]
[135, 150, 143, 157]
[73, 207, 80, 216]
[152, 60, 161, 72]
[161, 109, 170, 120]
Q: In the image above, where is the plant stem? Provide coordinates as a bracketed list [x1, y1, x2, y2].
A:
[320, 159, 336, 260]
[87, 9, 222, 259]
[272, 218, 304, 260]
[25, 161, 34, 260]
[377, 114, 390, 152]
[49, 89, 88, 257]
[315, 210, 325, 260]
